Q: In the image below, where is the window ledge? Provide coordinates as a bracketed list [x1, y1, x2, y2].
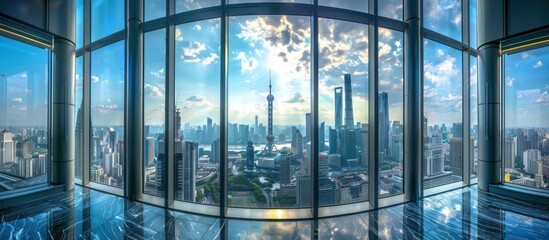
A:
[489, 184, 549, 206]
[0, 184, 64, 209]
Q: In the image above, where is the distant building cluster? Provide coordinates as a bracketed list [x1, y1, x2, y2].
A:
[504, 128, 549, 189]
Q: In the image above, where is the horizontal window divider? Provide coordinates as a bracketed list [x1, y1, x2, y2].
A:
[226, 207, 313, 220]
[171, 200, 221, 217]
[423, 28, 467, 51]
[82, 30, 125, 52]
[86, 182, 124, 196]
[226, 3, 313, 16]
[424, 181, 467, 197]
[318, 201, 371, 218]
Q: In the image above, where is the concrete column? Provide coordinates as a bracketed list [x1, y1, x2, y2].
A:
[477, 44, 501, 191]
[51, 37, 76, 191]
[404, 0, 423, 200]
[125, 0, 144, 200]
[49, 0, 76, 191]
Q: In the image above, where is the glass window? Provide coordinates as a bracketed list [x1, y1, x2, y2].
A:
[176, 0, 219, 13]
[145, 0, 165, 22]
[504, 46, 549, 190]
[423, 39, 463, 189]
[90, 41, 125, 188]
[470, 56, 477, 177]
[379, 0, 403, 20]
[174, 19, 221, 205]
[378, 28, 404, 197]
[469, 0, 477, 48]
[228, 15, 311, 208]
[75, 56, 83, 179]
[318, 18, 368, 206]
[91, 0, 124, 42]
[76, 0, 84, 49]
[423, 0, 462, 42]
[319, 0, 367, 12]
[144, 29, 166, 197]
[0, 35, 49, 191]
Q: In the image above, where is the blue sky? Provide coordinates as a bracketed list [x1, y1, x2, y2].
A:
[0, 36, 48, 127]
[505, 46, 549, 128]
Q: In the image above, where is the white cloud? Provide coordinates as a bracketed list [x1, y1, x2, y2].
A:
[202, 53, 219, 65]
[521, 52, 533, 59]
[182, 41, 206, 62]
[183, 94, 215, 110]
[193, 25, 202, 31]
[533, 91, 549, 105]
[91, 75, 100, 83]
[175, 28, 183, 42]
[506, 77, 514, 87]
[11, 98, 23, 103]
[533, 60, 543, 68]
[235, 52, 258, 73]
[379, 42, 392, 57]
[144, 83, 164, 98]
[424, 48, 460, 88]
[92, 104, 118, 113]
[285, 92, 305, 103]
[150, 68, 165, 79]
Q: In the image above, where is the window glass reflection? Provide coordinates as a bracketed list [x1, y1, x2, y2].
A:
[145, 0, 166, 22]
[318, 18, 368, 206]
[470, 56, 477, 177]
[90, 41, 125, 188]
[91, 0, 124, 42]
[379, 0, 403, 20]
[174, 19, 221, 205]
[144, 29, 166, 197]
[0, 35, 49, 191]
[176, 0, 219, 13]
[228, 15, 311, 208]
[423, 39, 463, 189]
[423, 0, 462, 42]
[75, 56, 83, 179]
[319, 0, 367, 12]
[504, 46, 549, 190]
[378, 28, 404, 197]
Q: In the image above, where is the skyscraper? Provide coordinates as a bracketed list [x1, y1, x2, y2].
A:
[145, 136, 155, 166]
[0, 74, 6, 127]
[344, 74, 354, 129]
[329, 127, 338, 154]
[379, 92, 389, 155]
[319, 122, 325, 152]
[246, 140, 254, 170]
[360, 124, 369, 168]
[264, 71, 277, 154]
[280, 148, 291, 185]
[452, 123, 463, 138]
[210, 138, 220, 164]
[175, 108, 182, 140]
[305, 113, 311, 144]
[523, 149, 541, 175]
[181, 141, 198, 201]
[0, 129, 15, 164]
[292, 129, 304, 159]
[339, 129, 357, 167]
[334, 87, 343, 130]
[449, 137, 464, 177]
[207, 117, 213, 142]
[109, 127, 116, 151]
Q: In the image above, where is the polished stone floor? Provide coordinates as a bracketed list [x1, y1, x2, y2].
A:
[0, 185, 548, 239]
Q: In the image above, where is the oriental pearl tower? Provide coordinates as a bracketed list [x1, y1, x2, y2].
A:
[264, 70, 278, 154]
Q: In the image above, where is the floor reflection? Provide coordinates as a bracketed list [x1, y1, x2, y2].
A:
[0, 185, 548, 239]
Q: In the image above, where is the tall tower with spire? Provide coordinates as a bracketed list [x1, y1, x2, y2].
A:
[264, 71, 277, 154]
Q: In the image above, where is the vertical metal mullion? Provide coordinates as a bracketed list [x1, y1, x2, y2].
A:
[311, 0, 319, 220]
[83, 52, 91, 186]
[48, 50, 52, 185]
[165, 0, 176, 208]
[368, 0, 379, 209]
[462, 0, 471, 185]
[82, 0, 91, 186]
[220, 0, 228, 218]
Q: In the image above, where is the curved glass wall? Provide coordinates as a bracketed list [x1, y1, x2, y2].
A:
[72, 0, 481, 218]
[504, 45, 549, 190]
[0, 35, 49, 192]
